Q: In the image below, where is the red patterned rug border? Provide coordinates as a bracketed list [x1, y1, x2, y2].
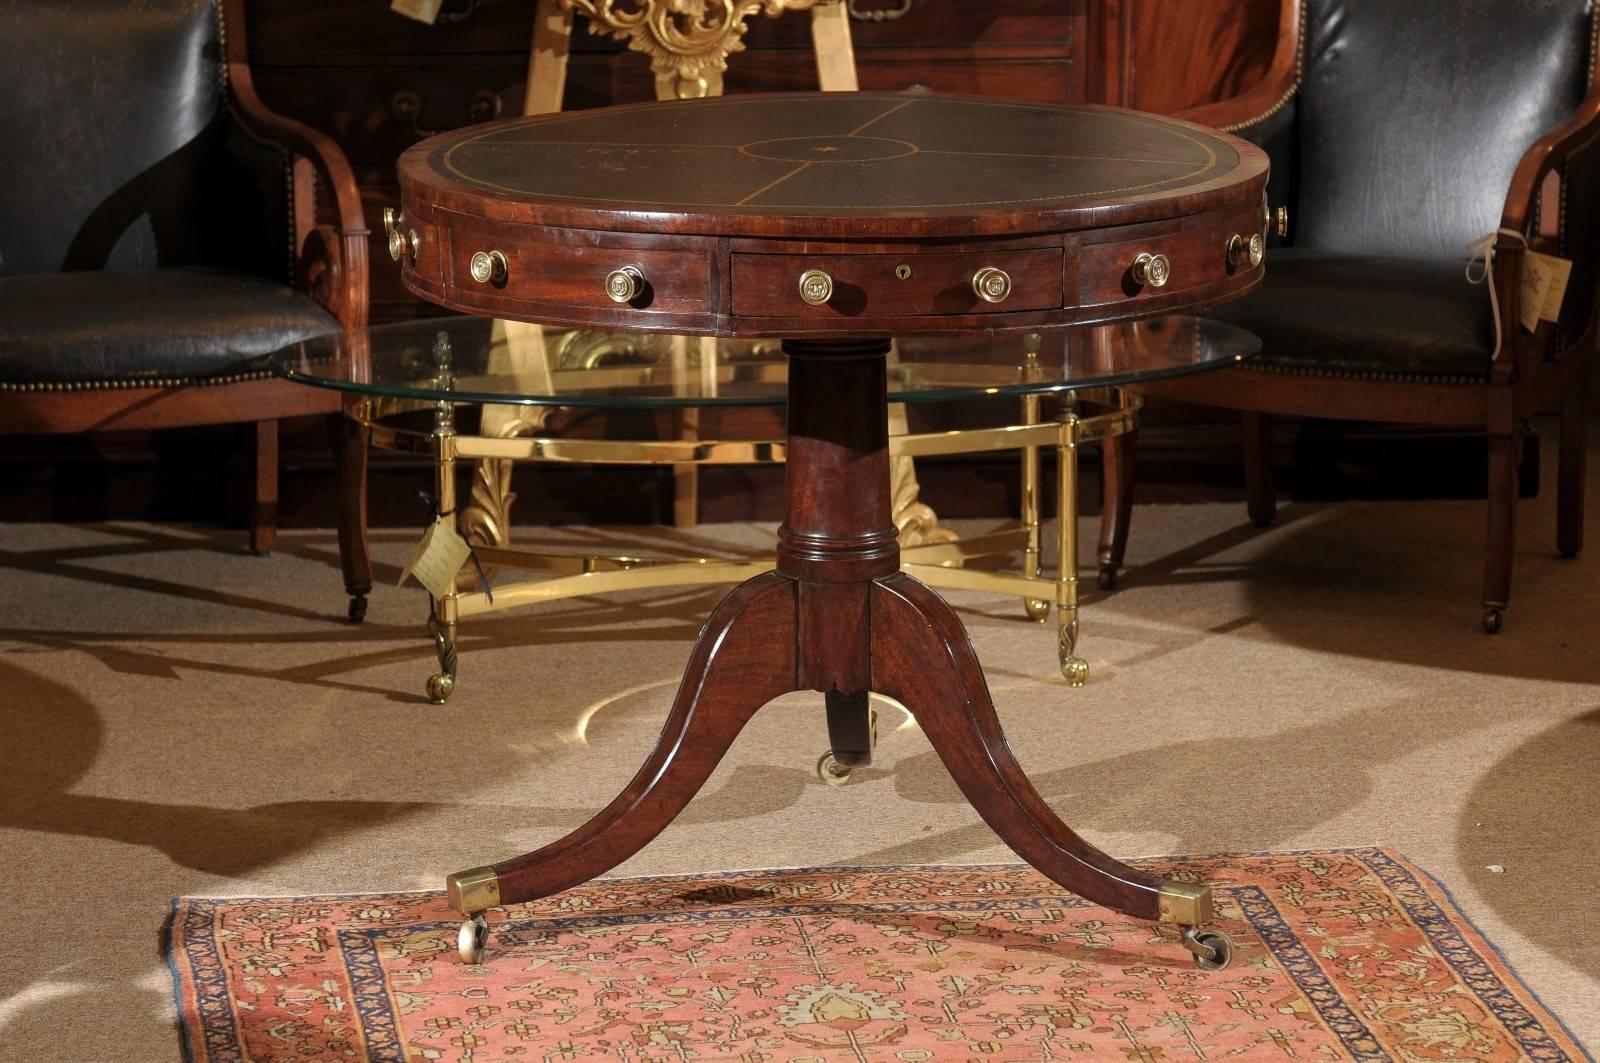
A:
[167, 847, 1594, 1063]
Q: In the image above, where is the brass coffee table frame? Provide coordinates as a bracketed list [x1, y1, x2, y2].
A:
[357, 379, 1140, 705]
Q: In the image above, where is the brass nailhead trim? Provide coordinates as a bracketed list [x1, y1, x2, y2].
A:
[0, 369, 276, 393]
[1244, 361, 1484, 386]
[1222, 6, 1306, 134]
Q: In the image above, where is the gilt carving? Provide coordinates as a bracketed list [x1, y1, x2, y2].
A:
[564, 0, 829, 98]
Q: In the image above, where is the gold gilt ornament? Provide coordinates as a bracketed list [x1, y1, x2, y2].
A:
[564, 0, 829, 99]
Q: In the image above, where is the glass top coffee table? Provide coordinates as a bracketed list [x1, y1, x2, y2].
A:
[272, 314, 1258, 697]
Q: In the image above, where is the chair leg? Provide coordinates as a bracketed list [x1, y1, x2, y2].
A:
[1095, 429, 1137, 590]
[328, 411, 373, 623]
[250, 420, 278, 556]
[1482, 426, 1520, 635]
[1241, 411, 1277, 527]
[1557, 382, 1588, 559]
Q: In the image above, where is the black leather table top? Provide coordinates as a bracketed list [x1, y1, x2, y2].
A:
[410, 93, 1253, 238]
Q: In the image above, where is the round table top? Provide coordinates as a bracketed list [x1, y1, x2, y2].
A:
[396, 93, 1269, 338]
[268, 316, 1260, 410]
[402, 92, 1263, 240]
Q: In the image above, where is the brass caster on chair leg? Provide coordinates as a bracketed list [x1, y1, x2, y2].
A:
[1481, 607, 1504, 635]
[1023, 597, 1051, 622]
[817, 751, 852, 786]
[1061, 656, 1089, 687]
[1180, 925, 1234, 971]
[347, 594, 368, 624]
[458, 913, 488, 965]
[1097, 564, 1118, 590]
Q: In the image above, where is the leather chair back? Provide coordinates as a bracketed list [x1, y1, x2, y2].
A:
[1291, 0, 1593, 261]
[0, 0, 230, 275]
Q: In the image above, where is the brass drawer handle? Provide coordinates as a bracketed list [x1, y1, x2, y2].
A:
[605, 265, 647, 304]
[468, 249, 507, 286]
[1226, 233, 1264, 270]
[848, 0, 916, 21]
[1274, 205, 1290, 238]
[799, 268, 834, 306]
[972, 266, 1012, 304]
[385, 208, 420, 265]
[1130, 251, 1171, 288]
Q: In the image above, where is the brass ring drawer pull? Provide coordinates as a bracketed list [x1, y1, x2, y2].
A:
[1226, 233, 1264, 270]
[1130, 251, 1171, 288]
[798, 268, 834, 306]
[383, 207, 418, 264]
[469, 250, 507, 286]
[972, 266, 1012, 304]
[605, 265, 647, 304]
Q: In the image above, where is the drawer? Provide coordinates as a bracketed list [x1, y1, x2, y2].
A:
[438, 217, 714, 316]
[740, 1, 1075, 49]
[731, 249, 1063, 319]
[720, 51, 1077, 104]
[1076, 204, 1267, 309]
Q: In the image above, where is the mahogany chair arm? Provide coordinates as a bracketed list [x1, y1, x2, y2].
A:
[1499, 81, 1600, 236]
[1175, 0, 1303, 134]
[1491, 78, 1600, 382]
[219, 0, 369, 330]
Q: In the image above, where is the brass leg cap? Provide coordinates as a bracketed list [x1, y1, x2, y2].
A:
[447, 865, 501, 916]
[1157, 882, 1214, 926]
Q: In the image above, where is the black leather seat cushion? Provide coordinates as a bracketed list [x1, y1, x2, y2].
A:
[0, 268, 338, 385]
[1210, 249, 1495, 379]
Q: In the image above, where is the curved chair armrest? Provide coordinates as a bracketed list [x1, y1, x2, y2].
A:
[220, 0, 368, 330]
[1499, 82, 1600, 236]
[1176, 0, 1303, 134]
[1490, 75, 1600, 382]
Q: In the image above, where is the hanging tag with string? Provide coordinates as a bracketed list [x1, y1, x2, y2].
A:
[1467, 228, 1573, 353]
[398, 517, 472, 599]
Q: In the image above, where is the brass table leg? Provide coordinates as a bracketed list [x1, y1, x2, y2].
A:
[1056, 408, 1088, 687]
[427, 383, 461, 706]
[1021, 391, 1051, 623]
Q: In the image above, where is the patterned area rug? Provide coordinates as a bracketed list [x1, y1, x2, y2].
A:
[168, 849, 1589, 1062]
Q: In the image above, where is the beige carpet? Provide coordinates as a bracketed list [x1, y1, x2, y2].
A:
[2, 432, 1597, 1060]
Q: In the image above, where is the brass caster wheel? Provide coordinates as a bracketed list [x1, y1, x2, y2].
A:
[1481, 607, 1504, 635]
[458, 913, 488, 965]
[1023, 597, 1051, 623]
[1097, 564, 1118, 590]
[817, 751, 851, 787]
[1181, 927, 1234, 972]
[1061, 656, 1089, 687]
[347, 594, 368, 624]
[426, 673, 456, 704]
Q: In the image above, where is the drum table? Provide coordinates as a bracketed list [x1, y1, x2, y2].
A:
[391, 92, 1269, 967]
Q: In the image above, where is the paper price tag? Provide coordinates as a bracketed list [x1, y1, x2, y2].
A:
[1531, 251, 1572, 324]
[1519, 254, 1554, 333]
[390, 0, 445, 25]
[398, 517, 472, 598]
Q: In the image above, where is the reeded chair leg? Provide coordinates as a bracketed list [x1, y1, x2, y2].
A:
[328, 410, 373, 623]
[1241, 411, 1276, 527]
[1482, 426, 1520, 634]
[1557, 383, 1588, 560]
[249, 419, 278, 556]
[1096, 429, 1137, 590]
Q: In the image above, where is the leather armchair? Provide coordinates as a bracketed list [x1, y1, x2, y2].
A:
[0, 0, 373, 619]
[1100, 0, 1600, 632]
